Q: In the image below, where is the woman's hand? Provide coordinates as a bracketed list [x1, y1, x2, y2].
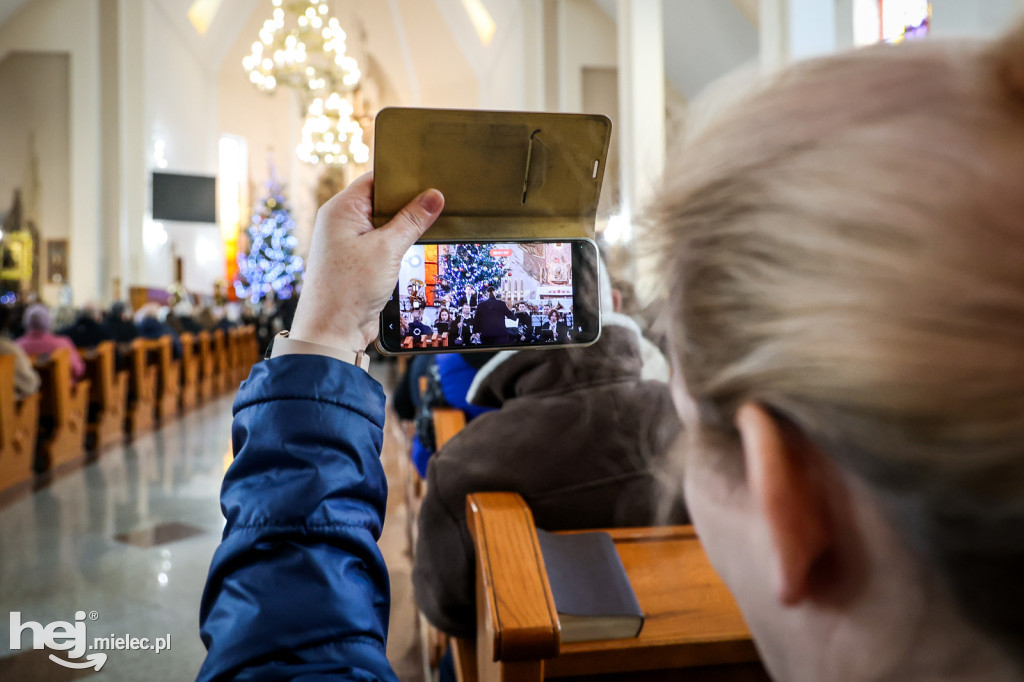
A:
[290, 173, 444, 351]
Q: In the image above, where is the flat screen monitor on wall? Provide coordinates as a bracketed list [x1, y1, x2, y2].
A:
[152, 172, 217, 223]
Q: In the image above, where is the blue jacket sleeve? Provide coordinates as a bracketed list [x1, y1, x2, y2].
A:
[198, 355, 398, 682]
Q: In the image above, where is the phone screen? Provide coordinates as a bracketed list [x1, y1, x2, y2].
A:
[378, 240, 601, 354]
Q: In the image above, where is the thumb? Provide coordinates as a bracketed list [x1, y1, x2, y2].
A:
[378, 189, 444, 255]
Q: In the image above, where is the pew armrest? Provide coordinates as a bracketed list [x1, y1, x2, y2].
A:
[466, 492, 560, 663]
[433, 408, 467, 450]
[15, 392, 40, 450]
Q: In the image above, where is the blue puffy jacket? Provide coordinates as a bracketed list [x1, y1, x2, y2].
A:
[198, 355, 397, 681]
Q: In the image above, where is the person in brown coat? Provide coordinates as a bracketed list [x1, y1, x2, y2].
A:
[412, 314, 686, 637]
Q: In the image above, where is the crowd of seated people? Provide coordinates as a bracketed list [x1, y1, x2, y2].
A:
[0, 297, 271, 372]
[402, 283, 575, 347]
[0, 295, 290, 408]
[17, 304, 86, 380]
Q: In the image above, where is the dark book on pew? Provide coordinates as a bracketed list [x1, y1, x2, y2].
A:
[536, 528, 644, 643]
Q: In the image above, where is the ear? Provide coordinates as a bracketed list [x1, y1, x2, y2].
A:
[735, 403, 832, 606]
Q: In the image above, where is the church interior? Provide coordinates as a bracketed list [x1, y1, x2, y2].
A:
[0, 1, 1022, 680]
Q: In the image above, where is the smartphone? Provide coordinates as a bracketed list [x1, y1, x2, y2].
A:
[378, 239, 601, 354]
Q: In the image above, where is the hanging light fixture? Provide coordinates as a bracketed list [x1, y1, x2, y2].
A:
[242, 0, 360, 95]
[296, 93, 370, 166]
[243, 0, 370, 167]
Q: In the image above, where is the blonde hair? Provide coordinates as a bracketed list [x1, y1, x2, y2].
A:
[653, 29, 1024, 660]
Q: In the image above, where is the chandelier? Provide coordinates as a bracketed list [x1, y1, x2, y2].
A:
[243, 0, 370, 166]
[296, 93, 370, 165]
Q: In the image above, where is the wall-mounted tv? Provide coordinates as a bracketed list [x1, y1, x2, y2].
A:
[152, 172, 217, 223]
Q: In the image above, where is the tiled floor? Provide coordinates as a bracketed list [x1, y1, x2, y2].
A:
[0, 371, 425, 681]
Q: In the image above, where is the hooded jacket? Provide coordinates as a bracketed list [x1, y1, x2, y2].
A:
[412, 319, 686, 638]
[199, 356, 397, 681]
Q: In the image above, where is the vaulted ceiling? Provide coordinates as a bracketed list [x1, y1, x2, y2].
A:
[0, 0, 760, 108]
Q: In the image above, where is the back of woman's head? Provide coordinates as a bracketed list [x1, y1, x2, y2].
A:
[24, 304, 52, 333]
[653, 28, 1024, 662]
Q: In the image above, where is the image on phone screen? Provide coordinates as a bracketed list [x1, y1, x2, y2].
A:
[378, 240, 600, 354]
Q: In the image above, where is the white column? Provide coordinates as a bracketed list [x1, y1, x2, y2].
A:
[616, 0, 664, 231]
[118, 0, 146, 295]
[760, 0, 854, 71]
[67, 1, 103, 305]
[99, 0, 121, 302]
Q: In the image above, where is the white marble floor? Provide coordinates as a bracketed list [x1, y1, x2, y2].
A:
[0, 372, 424, 681]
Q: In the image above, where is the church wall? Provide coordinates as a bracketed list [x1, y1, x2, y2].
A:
[0, 52, 71, 305]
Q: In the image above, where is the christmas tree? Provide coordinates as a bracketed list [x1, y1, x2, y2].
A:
[435, 243, 508, 299]
[235, 171, 304, 303]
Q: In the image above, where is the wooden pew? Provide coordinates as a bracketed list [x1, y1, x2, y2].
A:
[242, 324, 260, 369]
[179, 332, 200, 412]
[0, 355, 40, 495]
[146, 336, 180, 423]
[212, 329, 230, 394]
[433, 408, 467, 450]
[461, 492, 768, 682]
[228, 327, 249, 386]
[196, 331, 215, 401]
[122, 339, 157, 436]
[82, 341, 128, 451]
[34, 348, 91, 473]
[415, 407, 470, 672]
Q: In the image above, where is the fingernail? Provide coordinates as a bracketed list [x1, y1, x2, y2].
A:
[419, 189, 444, 215]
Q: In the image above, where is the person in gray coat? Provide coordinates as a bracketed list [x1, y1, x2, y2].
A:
[412, 314, 686, 637]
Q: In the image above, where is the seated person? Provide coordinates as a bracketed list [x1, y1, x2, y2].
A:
[473, 287, 516, 345]
[433, 307, 452, 336]
[405, 283, 425, 312]
[540, 309, 570, 343]
[135, 303, 183, 358]
[103, 301, 137, 343]
[514, 302, 534, 342]
[456, 284, 478, 309]
[196, 306, 218, 332]
[216, 303, 241, 332]
[60, 304, 113, 348]
[166, 300, 204, 335]
[0, 305, 39, 398]
[412, 314, 685, 638]
[16, 304, 85, 380]
[405, 308, 433, 340]
[452, 304, 475, 346]
[392, 354, 435, 421]
[409, 352, 497, 478]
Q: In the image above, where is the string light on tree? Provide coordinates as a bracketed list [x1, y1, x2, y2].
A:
[235, 168, 304, 303]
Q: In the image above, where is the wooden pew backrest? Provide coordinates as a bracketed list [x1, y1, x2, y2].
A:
[179, 332, 199, 411]
[33, 348, 90, 471]
[463, 492, 765, 682]
[123, 339, 157, 435]
[146, 336, 180, 422]
[83, 341, 128, 451]
[433, 408, 467, 451]
[0, 354, 40, 493]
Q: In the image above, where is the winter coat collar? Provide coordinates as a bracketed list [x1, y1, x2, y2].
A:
[466, 313, 648, 408]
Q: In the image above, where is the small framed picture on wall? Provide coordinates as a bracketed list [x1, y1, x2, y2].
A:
[46, 239, 68, 284]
